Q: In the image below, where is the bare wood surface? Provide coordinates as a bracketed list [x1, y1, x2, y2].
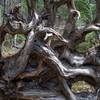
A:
[0, 0, 100, 100]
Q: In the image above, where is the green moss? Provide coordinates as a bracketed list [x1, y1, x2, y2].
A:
[72, 81, 95, 93]
[76, 32, 97, 53]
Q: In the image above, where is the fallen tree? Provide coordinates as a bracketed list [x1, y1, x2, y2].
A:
[0, 0, 100, 100]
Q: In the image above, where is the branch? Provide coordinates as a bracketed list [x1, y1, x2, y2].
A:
[68, 23, 100, 46]
[58, 76, 77, 100]
[0, 1, 39, 36]
[26, 0, 37, 21]
[4, 11, 39, 35]
[2, 30, 35, 81]
[17, 60, 44, 79]
[43, 0, 57, 27]
[64, 0, 100, 46]
[63, 0, 80, 39]
[37, 25, 69, 45]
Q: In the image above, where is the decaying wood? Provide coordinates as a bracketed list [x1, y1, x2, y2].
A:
[0, 0, 100, 100]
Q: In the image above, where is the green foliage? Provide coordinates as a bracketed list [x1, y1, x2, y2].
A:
[76, 0, 96, 26]
[15, 34, 26, 44]
[85, 32, 96, 43]
[37, 0, 44, 12]
[21, 0, 28, 15]
[0, 5, 3, 25]
[57, 5, 68, 20]
[76, 32, 97, 53]
[75, 0, 97, 53]
[76, 42, 92, 53]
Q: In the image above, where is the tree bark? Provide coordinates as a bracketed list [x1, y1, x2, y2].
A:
[0, 0, 99, 100]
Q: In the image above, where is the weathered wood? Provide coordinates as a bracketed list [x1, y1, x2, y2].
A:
[0, 0, 100, 100]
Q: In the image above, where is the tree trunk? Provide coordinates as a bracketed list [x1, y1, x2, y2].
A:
[0, 0, 99, 100]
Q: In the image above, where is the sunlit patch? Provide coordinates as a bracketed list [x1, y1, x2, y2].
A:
[1, 34, 25, 57]
[44, 33, 53, 41]
[72, 81, 95, 93]
[71, 55, 85, 66]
